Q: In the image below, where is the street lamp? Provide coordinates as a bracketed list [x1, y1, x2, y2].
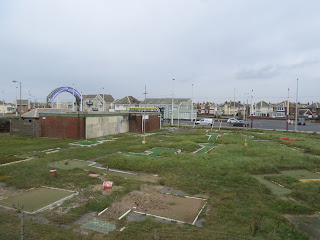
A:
[102, 87, 105, 112]
[191, 84, 193, 122]
[12, 80, 22, 120]
[243, 93, 249, 120]
[171, 79, 175, 125]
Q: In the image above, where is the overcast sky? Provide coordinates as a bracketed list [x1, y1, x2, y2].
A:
[1, 0, 320, 104]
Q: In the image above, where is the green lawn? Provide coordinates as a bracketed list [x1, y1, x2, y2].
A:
[0, 128, 319, 239]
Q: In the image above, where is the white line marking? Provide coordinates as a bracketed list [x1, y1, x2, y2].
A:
[118, 209, 132, 220]
[192, 201, 207, 225]
[98, 207, 109, 216]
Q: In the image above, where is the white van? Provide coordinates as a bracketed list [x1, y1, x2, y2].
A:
[195, 118, 214, 126]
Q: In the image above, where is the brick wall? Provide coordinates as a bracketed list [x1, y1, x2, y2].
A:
[40, 116, 85, 139]
[129, 114, 160, 133]
[10, 119, 41, 137]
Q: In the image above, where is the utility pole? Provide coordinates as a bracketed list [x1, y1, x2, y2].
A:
[244, 98, 249, 147]
[12, 80, 22, 120]
[191, 83, 193, 122]
[233, 88, 236, 118]
[251, 89, 253, 128]
[80, 92, 83, 112]
[72, 83, 75, 112]
[102, 87, 105, 112]
[142, 86, 147, 144]
[171, 79, 175, 125]
[15, 87, 18, 116]
[243, 93, 248, 120]
[2, 91, 4, 116]
[295, 79, 298, 131]
[286, 88, 290, 131]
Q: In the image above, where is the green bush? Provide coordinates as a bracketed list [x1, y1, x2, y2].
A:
[0, 116, 18, 131]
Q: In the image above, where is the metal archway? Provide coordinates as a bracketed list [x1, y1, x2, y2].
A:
[47, 87, 82, 107]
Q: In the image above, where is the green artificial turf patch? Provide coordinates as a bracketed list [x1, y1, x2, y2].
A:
[0, 187, 75, 213]
[280, 170, 320, 180]
[252, 175, 292, 196]
[80, 218, 116, 234]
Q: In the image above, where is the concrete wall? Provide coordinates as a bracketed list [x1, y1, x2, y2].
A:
[86, 115, 129, 139]
[41, 116, 85, 139]
[10, 119, 41, 137]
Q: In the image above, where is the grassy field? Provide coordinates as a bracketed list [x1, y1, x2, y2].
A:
[0, 128, 319, 239]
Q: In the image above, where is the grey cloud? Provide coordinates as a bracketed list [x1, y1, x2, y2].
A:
[236, 59, 320, 80]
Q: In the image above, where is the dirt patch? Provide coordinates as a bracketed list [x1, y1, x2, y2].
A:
[99, 185, 205, 224]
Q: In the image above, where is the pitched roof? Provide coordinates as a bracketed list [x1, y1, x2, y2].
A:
[140, 98, 191, 104]
[22, 108, 71, 119]
[307, 102, 320, 108]
[114, 96, 141, 105]
[100, 94, 114, 103]
[255, 101, 272, 108]
[275, 101, 296, 107]
[299, 109, 312, 115]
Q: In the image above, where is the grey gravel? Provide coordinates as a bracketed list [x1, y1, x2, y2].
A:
[25, 215, 49, 224]
[127, 213, 147, 222]
[74, 212, 97, 225]
[194, 218, 206, 228]
[172, 189, 188, 197]
[73, 229, 89, 235]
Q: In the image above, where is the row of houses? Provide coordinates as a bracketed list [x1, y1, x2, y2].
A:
[2, 93, 320, 119]
[198, 101, 320, 118]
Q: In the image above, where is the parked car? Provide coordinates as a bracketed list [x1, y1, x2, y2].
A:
[195, 118, 214, 126]
[233, 120, 249, 127]
[298, 118, 306, 125]
[227, 118, 238, 124]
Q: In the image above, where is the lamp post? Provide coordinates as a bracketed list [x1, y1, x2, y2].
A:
[15, 87, 18, 116]
[102, 87, 105, 112]
[1, 91, 4, 116]
[171, 79, 175, 125]
[12, 80, 22, 120]
[72, 83, 75, 111]
[243, 93, 249, 120]
[295, 79, 298, 131]
[191, 83, 193, 122]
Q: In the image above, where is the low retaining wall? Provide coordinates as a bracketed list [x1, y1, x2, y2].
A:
[10, 120, 41, 137]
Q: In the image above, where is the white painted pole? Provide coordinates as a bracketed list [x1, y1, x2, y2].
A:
[233, 88, 236, 118]
[191, 83, 193, 122]
[80, 92, 83, 112]
[15, 87, 18, 116]
[102, 87, 105, 112]
[2, 91, 4, 116]
[295, 79, 298, 131]
[72, 83, 75, 111]
[171, 79, 175, 125]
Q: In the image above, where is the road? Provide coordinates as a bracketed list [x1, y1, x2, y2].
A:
[163, 119, 320, 133]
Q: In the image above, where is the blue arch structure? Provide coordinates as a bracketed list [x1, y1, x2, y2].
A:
[47, 87, 82, 107]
